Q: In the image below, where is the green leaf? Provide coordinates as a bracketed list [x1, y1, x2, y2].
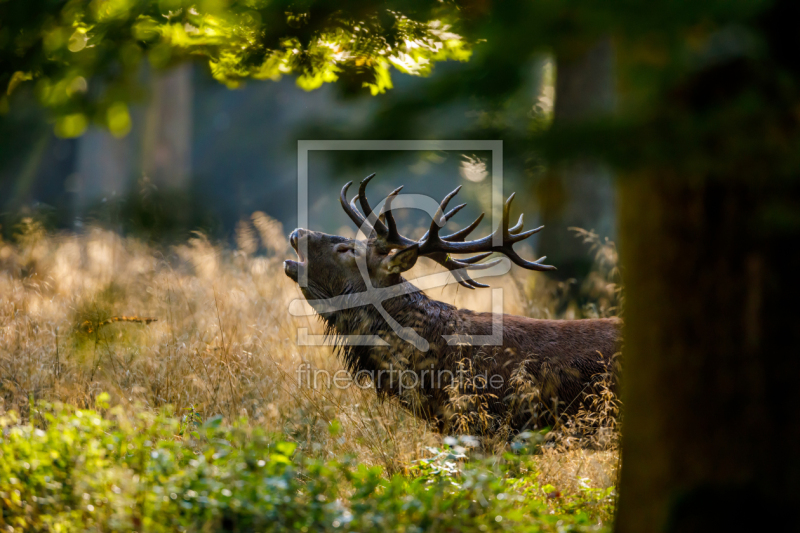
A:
[95, 392, 111, 409]
[54, 113, 87, 138]
[274, 441, 297, 456]
[6, 71, 33, 96]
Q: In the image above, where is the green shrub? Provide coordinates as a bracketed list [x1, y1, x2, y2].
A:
[0, 401, 612, 532]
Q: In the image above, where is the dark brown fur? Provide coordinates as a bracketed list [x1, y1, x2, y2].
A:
[285, 229, 621, 434]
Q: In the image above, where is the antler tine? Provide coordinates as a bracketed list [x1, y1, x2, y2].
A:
[343, 176, 416, 247]
[383, 186, 417, 247]
[441, 254, 496, 289]
[509, 213, 523, 234]
[509, 224, 545, 243]
[449, 257, 502, 270]
[438, 185, 462, 222]
[502, 192, 516, 237]
[443, 203, 467, 222]
[443, 212, 484, 242]
[452, 269, 483, 289]
[349, 194, 361, 214]
[358, 174, 388, 236]
[451, 251, 494, 265]
[463, 277, 490, 288]
[420, 203, 466, 242]
[494, 194, 555, 271]
[383, 186, 401, 240]
[450, 269, 476, 289]
[348, 194, 375, 237]
[419, 185, 462, 252]
[340, 182, 371, 231]
[343, 176, 555, 284]
[505, 249, 556, 271]
[414, 188, 495, 287]
[431, 253, 480, 289]
[416, 191, 556, 272]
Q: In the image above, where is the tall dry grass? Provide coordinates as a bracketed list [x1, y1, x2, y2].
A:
[0, 215, 621, 490]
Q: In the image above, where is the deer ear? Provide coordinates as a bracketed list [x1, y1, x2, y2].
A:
[384, 244, 419, 274]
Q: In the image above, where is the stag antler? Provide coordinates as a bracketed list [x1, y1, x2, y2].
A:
[340, 174, 555, 289]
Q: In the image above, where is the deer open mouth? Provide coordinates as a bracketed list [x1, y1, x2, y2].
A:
[284, 229, 306, 282]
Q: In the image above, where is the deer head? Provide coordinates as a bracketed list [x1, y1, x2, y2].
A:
[284, 173, 555, 302]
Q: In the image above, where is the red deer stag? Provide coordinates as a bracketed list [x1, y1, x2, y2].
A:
[284, 174, 621, 434]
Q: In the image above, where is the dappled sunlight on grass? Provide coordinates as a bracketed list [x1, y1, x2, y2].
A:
[0, 216, 620, 530]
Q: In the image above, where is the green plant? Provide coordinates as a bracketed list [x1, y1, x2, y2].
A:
[0, 401, 612, 532]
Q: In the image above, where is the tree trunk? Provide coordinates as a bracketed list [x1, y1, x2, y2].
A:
[615, 173, 800, 531]
[74, 127, 132, 215]
[142, 64, 193, 189]
[538, 39, 616, 280]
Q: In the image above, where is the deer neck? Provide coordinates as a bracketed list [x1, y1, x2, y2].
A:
[320, 279, 459, 376]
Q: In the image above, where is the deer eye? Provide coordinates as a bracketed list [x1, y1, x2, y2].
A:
[334, 243, 355, 254]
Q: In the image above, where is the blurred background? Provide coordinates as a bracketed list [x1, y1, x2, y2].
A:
[0, 55, 615, 281]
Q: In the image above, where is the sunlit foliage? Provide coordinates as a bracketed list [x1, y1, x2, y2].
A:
[0, 401, 614, 532]
[0, 0, 471, 137]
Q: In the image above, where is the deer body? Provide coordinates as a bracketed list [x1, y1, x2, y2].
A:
[285, 175, 621, 433]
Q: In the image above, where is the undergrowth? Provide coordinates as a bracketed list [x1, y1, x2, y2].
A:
[0, 216, 621, 531]
[0, 400, 614, 532]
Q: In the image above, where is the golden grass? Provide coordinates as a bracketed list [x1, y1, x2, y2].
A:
[0, 215, 620, 489]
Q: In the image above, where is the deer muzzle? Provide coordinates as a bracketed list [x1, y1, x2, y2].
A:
[284, 228, 307, 282]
